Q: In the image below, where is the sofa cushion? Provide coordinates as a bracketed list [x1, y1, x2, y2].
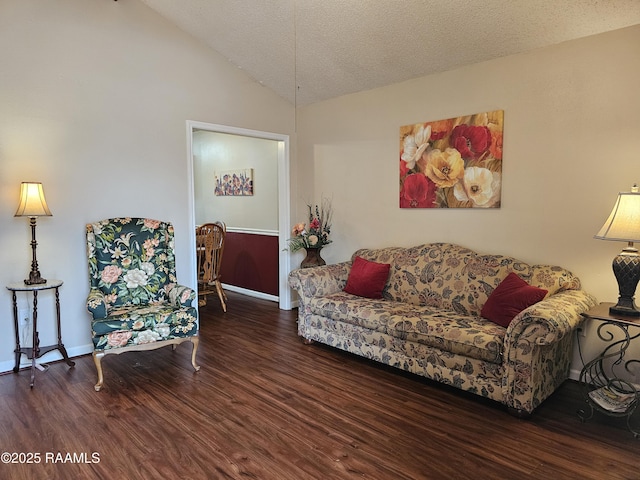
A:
[354, 244, 531, 317]
[309, 292, 505, 364]
[304, 313, 506, 386]
[352, 243, 581, 318]
[387, 309, 505, 364]
[344, 256, 391, 299]
[91, 302, 198, 350]
[481, 272, 548, 327]
[310, 293, 411, 334]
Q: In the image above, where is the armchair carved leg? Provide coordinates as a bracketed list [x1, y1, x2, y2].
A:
[191, 336, 201, 371]
[93, 351, 105, 392]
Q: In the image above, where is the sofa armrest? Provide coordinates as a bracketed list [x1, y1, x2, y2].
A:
[86, 288, 108, 319]
[288, 262, 351, 340]
[505, 289, 599, 347]
[288, 262, 351, 301]
[502, 288, 598, 414]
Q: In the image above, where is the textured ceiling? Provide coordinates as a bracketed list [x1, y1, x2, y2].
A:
[139, 0, 640, 106]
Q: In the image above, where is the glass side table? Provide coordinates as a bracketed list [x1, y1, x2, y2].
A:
[7, 279, 75, 388]
[577, 302, 640, 437]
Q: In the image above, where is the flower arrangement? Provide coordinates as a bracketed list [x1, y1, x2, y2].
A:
[287, 197, 333, 252]
[400, 110, 503, 208]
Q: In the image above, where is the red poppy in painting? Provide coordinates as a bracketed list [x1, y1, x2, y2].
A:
[400, 174, 436, 208]
[428, 118, 454, 141]
[489, 126, 503, 160]
[399, 158, 409, 178]
[450, 125, 491, 159]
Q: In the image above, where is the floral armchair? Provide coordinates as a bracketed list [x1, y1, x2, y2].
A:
[86, 217, 200, 391]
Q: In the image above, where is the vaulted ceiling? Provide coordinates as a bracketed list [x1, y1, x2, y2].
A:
[139, 0, 640, 105]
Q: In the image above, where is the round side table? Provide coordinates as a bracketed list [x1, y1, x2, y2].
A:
[6, 279, 75, 388]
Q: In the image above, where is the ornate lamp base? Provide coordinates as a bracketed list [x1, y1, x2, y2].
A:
[610, 245, 640, 317]
[24, 216, 47, 285]
[25, 271, 47, 286]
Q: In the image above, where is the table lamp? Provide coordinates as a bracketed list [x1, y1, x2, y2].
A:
[14, 182, 52, 285]
[594, 184, 640, 316]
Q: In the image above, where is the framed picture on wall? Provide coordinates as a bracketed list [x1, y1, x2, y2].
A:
[399, 110, 503, 208]
[214, 168, 254, 196]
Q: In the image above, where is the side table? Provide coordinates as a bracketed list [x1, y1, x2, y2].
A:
[577, 302, 640, 437]
[7, 279, 75, 388]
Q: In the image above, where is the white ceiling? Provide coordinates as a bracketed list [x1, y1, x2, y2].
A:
[139, 0, 640, 106]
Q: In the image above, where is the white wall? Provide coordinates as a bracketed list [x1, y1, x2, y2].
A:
[0, 0, 294, 372]
[193, 130, 279, 231]
[296, 25, 640, 378]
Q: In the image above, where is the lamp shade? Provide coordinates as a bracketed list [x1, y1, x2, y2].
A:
[14, 182, 52, 217]
[594, 185, 640, 242]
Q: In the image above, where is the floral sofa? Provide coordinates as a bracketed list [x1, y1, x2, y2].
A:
[288, 243, 598, 415]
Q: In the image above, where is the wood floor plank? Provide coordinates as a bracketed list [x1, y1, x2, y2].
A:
[0, 291, 637, 479]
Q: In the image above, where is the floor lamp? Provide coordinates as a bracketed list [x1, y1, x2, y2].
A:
[14, 182, 52, 285]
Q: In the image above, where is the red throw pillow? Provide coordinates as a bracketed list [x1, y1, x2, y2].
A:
[344, 256, 391, 299]
[481, 272, 548, 327]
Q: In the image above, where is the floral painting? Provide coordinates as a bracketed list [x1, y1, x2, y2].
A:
[399, 110, 503, 208]
[214, 168, 254, 196]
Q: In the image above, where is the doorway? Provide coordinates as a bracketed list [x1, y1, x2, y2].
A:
[186, 121, 292, 310]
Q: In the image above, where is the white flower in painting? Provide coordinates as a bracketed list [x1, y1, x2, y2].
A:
[401, 125, 432, 170]
[454, 167, 501, 208]
[123, 268, 148, 288]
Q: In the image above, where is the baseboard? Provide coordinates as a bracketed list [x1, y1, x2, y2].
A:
[569, 367, 581, 382]
[221, 283, 279, 303]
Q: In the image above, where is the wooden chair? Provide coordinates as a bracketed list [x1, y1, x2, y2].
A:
[196, 221, 227, 311]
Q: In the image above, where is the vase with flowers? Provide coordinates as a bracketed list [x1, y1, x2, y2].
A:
[287, 197, 333, 268]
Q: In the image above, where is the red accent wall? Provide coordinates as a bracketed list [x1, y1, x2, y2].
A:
[220, 232, 279, 296]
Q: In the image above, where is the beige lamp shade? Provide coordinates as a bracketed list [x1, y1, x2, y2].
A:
[14, 182, 52, 217]
[594, 185, 640, 243]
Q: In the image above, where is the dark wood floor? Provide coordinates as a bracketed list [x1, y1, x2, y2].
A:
[0, 291, 637, 480]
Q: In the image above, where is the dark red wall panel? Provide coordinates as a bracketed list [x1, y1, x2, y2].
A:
[220, 232, 279, 296]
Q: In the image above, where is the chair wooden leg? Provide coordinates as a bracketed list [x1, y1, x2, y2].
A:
[198, 293, 207, 307]
[92, 351, 104, 392]
[190, 337, 201, 372]
[215, 281, 227, 312]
